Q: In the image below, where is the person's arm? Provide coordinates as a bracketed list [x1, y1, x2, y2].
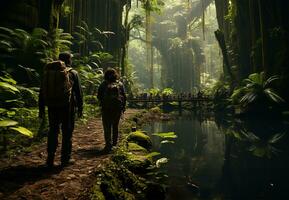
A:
[97, 82, 105, 106]
[120, 83, 126, 112]
[38, 83, 45, 119]
[71, 70, 83, 116]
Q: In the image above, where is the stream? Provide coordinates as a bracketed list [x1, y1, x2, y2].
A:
[143, 112, 289, 200]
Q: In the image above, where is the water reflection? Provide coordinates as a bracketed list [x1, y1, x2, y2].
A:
[143, 113, 289, 200]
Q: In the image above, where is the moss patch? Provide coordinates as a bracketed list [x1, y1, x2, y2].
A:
[127, 131, 152, 150]
[92, 163, 146, 200]
[128, 142, 148, 152]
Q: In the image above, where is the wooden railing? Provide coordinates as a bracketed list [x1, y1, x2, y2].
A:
[128, 94, 212, 103]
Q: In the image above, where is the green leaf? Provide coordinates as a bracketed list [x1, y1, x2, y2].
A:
[264, 75, 280, 88]
[0, 108, 8, 114]
[0, 119, 18, 127]
[269, 133, 285, 144]
[251, 146, 266, 157]
[240, 92, 257, 105]
[0, 76, 17, 85]
[0, 27, 14, 35]
[7, 111, 16, 117]
[161, 140, 175, 144]
[146, 152, 161, 158]
[9, 126, 33, 138]
[152, 132, 177, 139]
[0, 40, 12, 48]
[248, 73, 262, 85]
[156, 157, 169, 168]
[0, 82, 20, 93]
[264, 88, 284, 103]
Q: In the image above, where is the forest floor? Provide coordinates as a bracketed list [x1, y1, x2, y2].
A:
[0, 109, 139, 200]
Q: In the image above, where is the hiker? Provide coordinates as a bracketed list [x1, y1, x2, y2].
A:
[39, 52, 83, 167]
[97, 68, 126, 152]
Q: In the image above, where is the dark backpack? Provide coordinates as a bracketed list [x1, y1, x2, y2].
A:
[102, 81, 123, 111]
[42, 61, 73, 107]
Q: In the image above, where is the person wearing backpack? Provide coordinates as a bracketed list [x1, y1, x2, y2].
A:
[97, 68, 126, 152]
[39, 52, 83, 168]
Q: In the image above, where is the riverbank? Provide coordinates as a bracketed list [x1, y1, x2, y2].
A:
[89, 108, 169, 200]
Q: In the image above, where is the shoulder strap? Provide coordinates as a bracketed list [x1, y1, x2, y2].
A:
[66, 67, 73, 72]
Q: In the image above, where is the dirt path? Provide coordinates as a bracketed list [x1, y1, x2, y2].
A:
[0, 109, 138, 200]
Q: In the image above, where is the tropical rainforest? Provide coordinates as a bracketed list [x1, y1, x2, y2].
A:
[0, 0, 289, 199]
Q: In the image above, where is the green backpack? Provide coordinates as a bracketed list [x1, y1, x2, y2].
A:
[42, 61, 73, 107]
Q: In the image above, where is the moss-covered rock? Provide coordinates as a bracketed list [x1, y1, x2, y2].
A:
[93, 163, 146, 200]
[128, 142, 148, 153]
[149, 106, 161, 114]
[91, 184, 105, 200]
[126, 153, 152, 173]
[127, 131, 152, 150]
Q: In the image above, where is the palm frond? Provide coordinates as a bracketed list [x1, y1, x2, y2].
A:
[32, 28, 48, 37]
[269, 133, 285, 144]
[57, 39, 73, 45]
[240, 91, 257, 105]
[94, 27, 102, 35]
[91, 41, 104, 49]
[80, 21, 89, 31]
[0, 40, 12, 48]
[264, 88, 285, 103]
[264, 75, 280, 88]
[75, 26, 90, 35]
[0, 27, 14, 35]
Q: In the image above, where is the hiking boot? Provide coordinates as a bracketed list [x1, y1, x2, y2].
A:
[103, 145, 112, 153]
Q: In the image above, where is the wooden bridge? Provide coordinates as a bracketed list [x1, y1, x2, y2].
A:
[128, 94, 213, 109]
[128, 96, 212, 103]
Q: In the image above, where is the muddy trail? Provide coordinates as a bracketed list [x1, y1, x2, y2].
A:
[0, 109, 138, 200]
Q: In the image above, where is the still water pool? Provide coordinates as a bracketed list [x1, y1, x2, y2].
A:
[143, 113, 289, 200]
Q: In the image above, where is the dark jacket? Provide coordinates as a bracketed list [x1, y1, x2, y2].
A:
[39, 69, 83, 114]
[97, 80, 126, 112]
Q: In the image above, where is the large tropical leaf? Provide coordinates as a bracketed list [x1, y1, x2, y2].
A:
[9, 126, 33, 138]
[0, 108, 8, 114]
[248, 73, 263, 85]
[0, 119, 18, 127]
[0, 76, 17, 85]
[0, 82, 20, 93]
[230, 87, 245, 102]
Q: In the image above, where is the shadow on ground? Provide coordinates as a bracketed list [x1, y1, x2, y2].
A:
[0, 164, 62, 195]
[76, 147, 109, 158]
